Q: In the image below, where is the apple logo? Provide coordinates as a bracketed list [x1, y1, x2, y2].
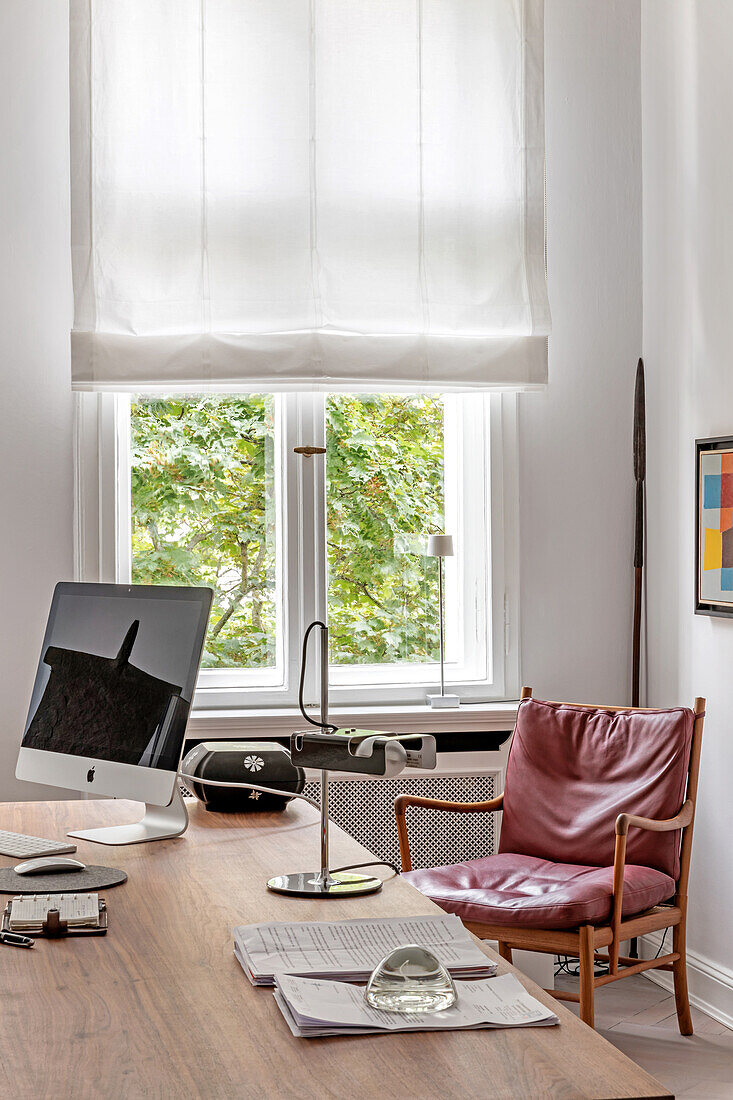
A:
[86, 766, 95, 783]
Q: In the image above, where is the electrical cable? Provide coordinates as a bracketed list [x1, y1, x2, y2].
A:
[553, 954, 609, 978]
[179, 775, 401, 871]
[298, 620, 337, 733]
[554, 926, 671, 978]
[329, 859, 400, 877]
[177, 775, 397, 881]
[554, 954, 610, 978]
[651, 928, 669, 954]
[178, 772, 321, 811]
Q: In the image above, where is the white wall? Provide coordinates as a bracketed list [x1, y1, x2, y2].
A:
[0, 1, 77, 801]
[520, 0, 642, 704]
[642, 0, 733, 1023]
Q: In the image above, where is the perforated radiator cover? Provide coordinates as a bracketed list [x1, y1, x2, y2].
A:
[303, 773, 497, 871]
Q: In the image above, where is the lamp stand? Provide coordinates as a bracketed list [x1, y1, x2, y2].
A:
[267, 622, 382, 898]
[427, 556, 459, 709]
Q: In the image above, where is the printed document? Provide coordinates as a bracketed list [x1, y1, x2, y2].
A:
[273, 972, 560, 1038]
[233, 913, 497, 986]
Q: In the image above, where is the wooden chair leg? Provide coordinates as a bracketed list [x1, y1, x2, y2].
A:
[497, 942, 512, 964]
[672, 919, 693, 1035]
[579, 925, 595, 1029]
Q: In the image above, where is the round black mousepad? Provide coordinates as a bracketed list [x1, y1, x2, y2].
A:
[0, 865, 128, 893]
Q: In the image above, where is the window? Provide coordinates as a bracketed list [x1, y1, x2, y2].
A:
[75, 391, 518, 710]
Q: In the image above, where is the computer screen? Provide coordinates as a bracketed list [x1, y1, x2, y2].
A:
[21, 583, 212, 774]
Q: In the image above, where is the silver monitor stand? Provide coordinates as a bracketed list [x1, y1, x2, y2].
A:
[69, 786, 189, 845]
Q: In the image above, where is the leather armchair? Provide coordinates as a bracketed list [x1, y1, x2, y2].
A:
[396, 688, 705, 1032]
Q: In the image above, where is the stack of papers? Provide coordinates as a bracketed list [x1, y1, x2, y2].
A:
[273, 972, 560, 1038]
[233, 914, 497, 986]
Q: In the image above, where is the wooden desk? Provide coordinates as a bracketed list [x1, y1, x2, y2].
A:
[0, 799, 671, 1100]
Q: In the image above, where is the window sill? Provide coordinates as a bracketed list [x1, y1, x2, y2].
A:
[187, 699, 519, 739]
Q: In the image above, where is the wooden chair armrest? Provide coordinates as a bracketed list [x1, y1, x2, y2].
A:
[395, 793, 504, 815]
[394, 793, 503, 872]
[615, 800, 694, 837]
[608, 800, 694, 972]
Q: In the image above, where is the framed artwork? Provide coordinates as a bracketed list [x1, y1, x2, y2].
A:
[696, 436, 733, 616]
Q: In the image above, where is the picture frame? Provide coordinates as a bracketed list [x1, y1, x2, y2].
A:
[695, 435, 733, 616]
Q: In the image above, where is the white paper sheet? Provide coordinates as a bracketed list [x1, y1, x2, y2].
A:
[273, 972, 560, 1038]
[233, 914, 497, 986]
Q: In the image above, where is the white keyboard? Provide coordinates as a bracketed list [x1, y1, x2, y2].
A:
[0, 831, 77, 859]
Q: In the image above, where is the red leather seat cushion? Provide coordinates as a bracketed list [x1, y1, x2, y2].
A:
[499, 699, 694, 879]
[404, 853, 676, 929]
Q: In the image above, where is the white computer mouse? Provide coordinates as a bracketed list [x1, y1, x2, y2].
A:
[14, 857, 86, 876]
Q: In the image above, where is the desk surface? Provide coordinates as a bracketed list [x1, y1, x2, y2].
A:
[0, 799, 671, 1100]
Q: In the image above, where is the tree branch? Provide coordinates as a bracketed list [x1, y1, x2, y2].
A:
[209, 593, 244, 638]
[184, 528, 215, 552]
[146, 520, 161, 551]
[334, 571, 387, 612]
[209, 540, 268, 639]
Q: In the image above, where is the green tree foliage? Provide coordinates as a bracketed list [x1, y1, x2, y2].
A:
[130, 393, 443, 671]
[326, 394, 443, 664]
[130, 395, 276, 668]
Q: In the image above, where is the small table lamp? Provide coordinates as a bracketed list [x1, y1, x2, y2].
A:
[426, 534, 459, 708]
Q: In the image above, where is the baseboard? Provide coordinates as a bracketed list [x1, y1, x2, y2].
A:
[640, 931, 733, 1031]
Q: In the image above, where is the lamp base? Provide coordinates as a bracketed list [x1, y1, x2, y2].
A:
[266, 871, 383, 898]
[426, 693, 460, 709]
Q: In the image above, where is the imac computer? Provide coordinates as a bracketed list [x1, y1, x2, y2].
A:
[16, 582, 212, 845]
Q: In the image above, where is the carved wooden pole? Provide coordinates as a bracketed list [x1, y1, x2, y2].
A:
[632, 358, 645, 708]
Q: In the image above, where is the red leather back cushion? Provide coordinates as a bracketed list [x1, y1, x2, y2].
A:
[499, 699, 694, 878]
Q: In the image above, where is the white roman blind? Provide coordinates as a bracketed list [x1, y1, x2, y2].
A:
[70, 0, 549, 391]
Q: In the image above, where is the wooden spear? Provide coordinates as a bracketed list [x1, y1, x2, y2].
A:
[632, 357, 645, 707]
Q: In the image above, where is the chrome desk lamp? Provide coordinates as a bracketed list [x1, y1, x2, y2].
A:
[267, 620, 384, 897]
[178, 617, 436, 897]
[263, 620, 437, 897]
[425, 534, 459, 708]
[264, 440, 388, 895]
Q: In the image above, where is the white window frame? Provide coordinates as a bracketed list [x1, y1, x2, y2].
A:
[74, 390, 520, 711]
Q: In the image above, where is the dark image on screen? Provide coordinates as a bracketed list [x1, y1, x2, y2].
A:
[22, 588, 209, 772]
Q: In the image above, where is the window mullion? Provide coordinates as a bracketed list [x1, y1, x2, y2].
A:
[291, 392, 327, 703]
[281, 394, 302, 700]
[312, 394, 327, 627]
[113, 393, 132, 584]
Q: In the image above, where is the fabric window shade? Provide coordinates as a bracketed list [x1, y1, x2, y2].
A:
[70, 0, 550, 392]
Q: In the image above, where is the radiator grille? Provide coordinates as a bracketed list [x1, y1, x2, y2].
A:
[303, 773, 497, 871]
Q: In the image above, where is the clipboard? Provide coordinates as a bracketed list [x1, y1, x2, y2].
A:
[2, 897, 108, 937]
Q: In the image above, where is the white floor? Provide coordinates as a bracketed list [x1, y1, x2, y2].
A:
[556, 972, 733, 1099]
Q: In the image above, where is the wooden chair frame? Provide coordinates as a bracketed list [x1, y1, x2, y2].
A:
[395, 687, 705, 1032]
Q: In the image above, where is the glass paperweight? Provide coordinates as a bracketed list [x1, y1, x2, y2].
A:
[365, 943, 457, 1014]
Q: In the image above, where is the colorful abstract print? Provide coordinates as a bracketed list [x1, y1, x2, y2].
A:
[701, 449, 733, 602]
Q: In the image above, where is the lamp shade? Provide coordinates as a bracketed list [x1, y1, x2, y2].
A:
[427, 534, 454, 558]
